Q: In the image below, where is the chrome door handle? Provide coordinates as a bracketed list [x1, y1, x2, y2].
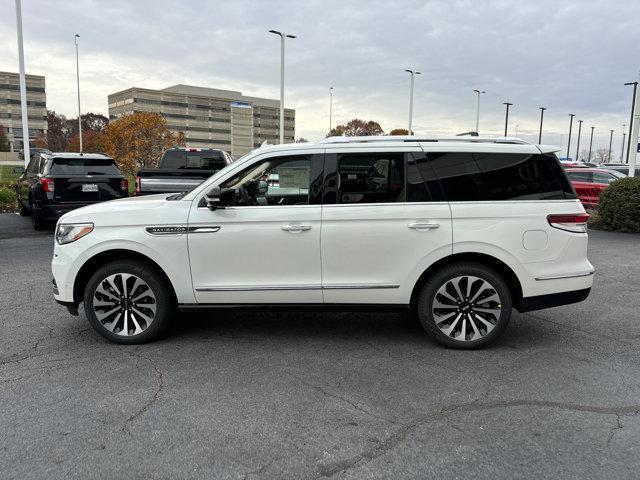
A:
[281, 224, 312, 233]
[408, 222, 440, 230]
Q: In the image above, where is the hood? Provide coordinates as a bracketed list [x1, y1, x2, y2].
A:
[58, 193, 176, 224]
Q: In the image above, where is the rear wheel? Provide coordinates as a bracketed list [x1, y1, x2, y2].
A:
[416, 263, 512, 349]
[83, 260, 174, 344]
[30, 202, 47, 230]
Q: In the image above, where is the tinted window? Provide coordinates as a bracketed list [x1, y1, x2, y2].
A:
[337, 153, 404, 203]
[566, 171, 593, 183]
[26, 157, 38, 174]
[161, 150, 226, 170]
[410, 152, 446, 202]
[50, 158, 120, 175]
[428, 152, 575, 201]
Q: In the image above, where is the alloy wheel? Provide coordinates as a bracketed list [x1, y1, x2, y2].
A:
[431, 275, 502, 342]
[92, 273, 157, 336]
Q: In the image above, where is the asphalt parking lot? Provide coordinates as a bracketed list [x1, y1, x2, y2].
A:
[1, 213, 639, 479]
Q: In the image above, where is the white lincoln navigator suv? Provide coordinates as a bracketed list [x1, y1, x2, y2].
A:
[52, 136, 594, 348]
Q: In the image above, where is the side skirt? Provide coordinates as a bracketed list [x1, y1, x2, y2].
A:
[178, 303, 410, 313]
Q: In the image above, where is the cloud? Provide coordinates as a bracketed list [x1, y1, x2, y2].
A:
[1, 0, 638, 152]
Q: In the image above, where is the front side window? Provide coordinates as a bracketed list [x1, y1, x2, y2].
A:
[593, 172, 621, 185]
[337, 153, 404, 204]
[221, 155, 313, 206]
[566, 171, 593, 183]
[427, 152, 575, 201]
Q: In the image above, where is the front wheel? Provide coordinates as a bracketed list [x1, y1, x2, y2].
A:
[84, 260, 174, 344]
[416, 263, 512, 349]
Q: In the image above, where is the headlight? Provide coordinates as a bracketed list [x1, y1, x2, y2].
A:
[55, 223, 94, 245]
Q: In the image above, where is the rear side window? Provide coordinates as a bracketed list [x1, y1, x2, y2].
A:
[427, 152, 575, 201]
[337, 153, 405, 203]
[566, 171, 593, 183]
[161, 150, 226, 170]
[50, 158, 120, 175]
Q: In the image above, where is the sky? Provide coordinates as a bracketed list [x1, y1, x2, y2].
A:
[1, 0, 639, 157]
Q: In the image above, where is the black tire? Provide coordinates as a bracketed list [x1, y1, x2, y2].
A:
[18, 199, 30, 216]
[31, 203, 47, 230]
[416, 262, 512, 349]
[83, 260, 174, 344]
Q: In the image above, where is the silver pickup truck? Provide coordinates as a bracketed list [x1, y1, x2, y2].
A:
[135, 148, 233, 195]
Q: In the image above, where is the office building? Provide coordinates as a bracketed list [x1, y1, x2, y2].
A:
[0, 71, 48, 151]
[108, 84, 295, 157]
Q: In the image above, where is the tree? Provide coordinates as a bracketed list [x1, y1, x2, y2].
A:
[104, 112, 185, 176]
[67, 130, 105, 153]
[67, 112, 109, 137]
[42, 110, 70, 151]
[389, 128, 410, 136]
[0, 124, 9, 152]
[592, 148, 611, 164]
[295, 137, 309, 143]
[328, 119, 384, 137]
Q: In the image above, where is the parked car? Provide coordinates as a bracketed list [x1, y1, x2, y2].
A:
[52, 136, 593, 348]
[15, 152, 128, 230]
[565, 168, 626, 209]
[599, 163, 640, 177]
[135, 147, 233, 195]
[18, 147, 52, 162]
[560, 159, 588, 168]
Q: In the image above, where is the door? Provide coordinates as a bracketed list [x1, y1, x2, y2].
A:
[320, 147, 452, 305]
[188, 151, 324, 304]
[592, 171, 618, 207]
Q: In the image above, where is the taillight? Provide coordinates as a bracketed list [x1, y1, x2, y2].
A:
[135, 176, 141, 195]
[40, 177, 54, 193]
[547, 214, 589, 233]
[121, 178, 129, 192]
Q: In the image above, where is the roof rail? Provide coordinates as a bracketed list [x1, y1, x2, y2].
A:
[317, 135, 532, 146]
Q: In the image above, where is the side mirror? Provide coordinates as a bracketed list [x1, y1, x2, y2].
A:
[13, 167, 25, 174]
[205, 186, 236, 210]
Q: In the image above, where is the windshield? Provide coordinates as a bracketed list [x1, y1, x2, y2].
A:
[610, 170, 626, 178]
[50, 158, 120, 175]
[160, 150, 227, 170]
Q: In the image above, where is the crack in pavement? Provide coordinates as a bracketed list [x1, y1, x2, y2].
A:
[607, 413, 624, 447]
[297, 377, 397, 426]
[121, 349, 164, 435]
[315, 399, 640, 478]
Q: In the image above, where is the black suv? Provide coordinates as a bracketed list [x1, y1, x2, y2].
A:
[14, 152, 129, 230]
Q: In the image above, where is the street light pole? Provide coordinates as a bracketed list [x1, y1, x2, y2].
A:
[74, 34, 83, 154]
[621, 125, 626, 162]
[473, 89, 485, 134]
[624, 81, 638, 164]
[14, 0, 30, 166]
[567, 114, 575, 159]
[588, 126, 595, 162]
[328, 86, 334, 134]
[269, 30, 296, 144]
[608, 129, 614, 162]
[405, 69, 420, 134]
[538, 107, 546, 143]
[503, 102, 513, 136]
[575, 120, 583, 162]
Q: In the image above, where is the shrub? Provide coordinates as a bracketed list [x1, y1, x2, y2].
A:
[0, 185, 16, 205]
[598, 176, 640, 233]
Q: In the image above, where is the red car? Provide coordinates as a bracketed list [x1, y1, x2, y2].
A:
[565, 168, 626, 209]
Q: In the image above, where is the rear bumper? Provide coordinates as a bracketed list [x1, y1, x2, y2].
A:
[516, 287, 591, 313]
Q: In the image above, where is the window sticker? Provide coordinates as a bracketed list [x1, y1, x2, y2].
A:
[278, 167, 309, 189]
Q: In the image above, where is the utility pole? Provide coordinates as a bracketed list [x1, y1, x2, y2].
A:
[538, 107, 546, 143]
[588, 126, 595, 162]
[473, 89, 485, 133]
[624, 81, 638, 164]
[621, 125, 626, 162]
[15, 0, 30, 166]
[567, 114, 575, 159]
[269, 30, 296, 144]
[503, 102, 513, 136]
[608, 129, 614, 163]
[405, 69, 420, 134]
[75, 34, 83, 153]
[328, 86, 334, 134]
[575, 120, 583, 162]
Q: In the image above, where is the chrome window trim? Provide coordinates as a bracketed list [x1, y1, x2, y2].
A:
[195, 283, 400, 292]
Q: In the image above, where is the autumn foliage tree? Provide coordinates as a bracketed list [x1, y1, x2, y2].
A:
[328, 119, 384, 137]
[67, 130, 106, 153]
[389, 128, 410, 135]
[104, 112, 185, 176]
